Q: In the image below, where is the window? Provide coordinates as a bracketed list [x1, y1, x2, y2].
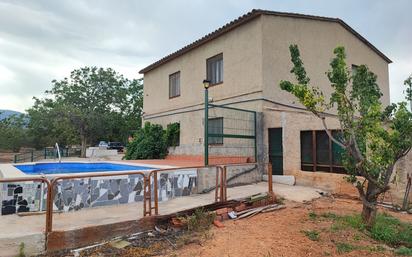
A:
[208, 117, 223, 145]
[169, 71, 180, 98]
[300, 130, 345, 173]
[206, 53, 223, 85]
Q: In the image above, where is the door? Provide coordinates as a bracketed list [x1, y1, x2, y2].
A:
[268, 128, 283, 175]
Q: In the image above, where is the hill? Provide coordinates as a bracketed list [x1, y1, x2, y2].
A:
[0, 109, 24, 120]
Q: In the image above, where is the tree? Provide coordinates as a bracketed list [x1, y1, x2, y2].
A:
[27, 67, 143, 157]
[0, 113, 28, 152]
[280, 45, 412, 228]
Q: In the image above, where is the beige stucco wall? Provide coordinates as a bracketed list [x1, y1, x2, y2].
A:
[143, 16, 263, 116]
[261, 15, 390, 109]
[140, 14, 399, 200]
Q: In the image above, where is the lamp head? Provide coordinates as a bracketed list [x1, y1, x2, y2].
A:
[203, 79, 210, 89]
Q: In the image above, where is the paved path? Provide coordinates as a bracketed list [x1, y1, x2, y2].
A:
[0, 182, 323, 256]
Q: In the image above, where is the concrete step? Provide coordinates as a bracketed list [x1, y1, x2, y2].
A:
[262, 175, 296, 186]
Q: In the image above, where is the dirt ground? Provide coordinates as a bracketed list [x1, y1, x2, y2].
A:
[156, 197, 412, 257]
[0, 151, 15, 163]
[42, 197, 412, 257]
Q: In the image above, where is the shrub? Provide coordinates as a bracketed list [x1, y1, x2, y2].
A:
[166, 122, 180, 147]
[124, 122, 167, 159]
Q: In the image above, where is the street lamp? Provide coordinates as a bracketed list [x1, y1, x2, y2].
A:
[203, 79, 210, 89]
[203, 79, 210, 165]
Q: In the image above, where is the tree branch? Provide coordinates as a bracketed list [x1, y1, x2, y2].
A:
[320, 116, 346, 148]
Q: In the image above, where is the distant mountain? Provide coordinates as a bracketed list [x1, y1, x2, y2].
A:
[0, 110, 24, 120]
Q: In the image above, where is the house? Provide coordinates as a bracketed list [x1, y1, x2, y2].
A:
[139, 9, 391, 194]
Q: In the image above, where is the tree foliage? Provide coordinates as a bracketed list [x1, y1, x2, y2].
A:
[0, 113, 29, 152]
[27, 67, 143, 156]
[124, 122, 168, 160]
[280, 45, 412, 228]
[124, 122, 181, 160]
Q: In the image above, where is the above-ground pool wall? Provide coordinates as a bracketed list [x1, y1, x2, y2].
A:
[1, 182, 44, 215]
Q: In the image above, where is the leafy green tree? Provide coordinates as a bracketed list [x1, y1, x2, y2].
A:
[27, 67, 143, 157]
[280, 45, 412, 228]
[0, 113, 28, 152]
[124, 122, 168, 160]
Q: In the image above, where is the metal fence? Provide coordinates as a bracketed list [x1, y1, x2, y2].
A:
[13, 147, 81, 163]
[206, 104, 257, 165]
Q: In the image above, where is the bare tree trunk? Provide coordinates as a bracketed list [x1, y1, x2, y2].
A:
[361, 183, 379, 229]
[80, 131, 87, 158]
[362, 202, 377, 228]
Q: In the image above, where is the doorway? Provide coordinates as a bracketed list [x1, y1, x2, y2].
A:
[268, 128, 283, 175]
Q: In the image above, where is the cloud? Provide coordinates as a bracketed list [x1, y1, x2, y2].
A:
[0, 0, 411, 112]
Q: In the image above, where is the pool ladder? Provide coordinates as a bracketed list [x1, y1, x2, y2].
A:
[55, 142, 62, 163]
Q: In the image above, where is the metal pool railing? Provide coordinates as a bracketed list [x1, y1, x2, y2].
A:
[0, 163, 274, 252]
[146, 165, 225, 216]
[0, 177, 52, 233]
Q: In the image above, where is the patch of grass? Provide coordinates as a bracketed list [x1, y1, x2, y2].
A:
[302, 230, 320, 241]
[336, 242, 356, 254]
[395, 246, 412, 256]
[330, 213, 412, 248]
[370, 213, 412, 247]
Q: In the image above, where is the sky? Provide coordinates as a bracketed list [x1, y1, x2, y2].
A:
[0, 0, 411, 112]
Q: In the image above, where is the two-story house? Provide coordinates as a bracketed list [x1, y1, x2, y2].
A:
[139, 9, 391, 192]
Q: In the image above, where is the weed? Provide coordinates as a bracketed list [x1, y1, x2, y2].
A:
[353, 234, 362, 241]
[184, 208, 216, 232]
[276, 197, 285, 205]
[320, 212, 338, 220]
[17, 243, 25, 257]
[302, 230, 320, 241]
[308, 211, 318, 220]
[336, 242, 356, 254]
[395, 246, 412, 256]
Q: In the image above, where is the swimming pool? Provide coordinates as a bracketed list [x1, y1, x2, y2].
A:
[14, 162, 153, 175]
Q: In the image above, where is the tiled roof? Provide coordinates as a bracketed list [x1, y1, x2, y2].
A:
[139, 9, 391, 74]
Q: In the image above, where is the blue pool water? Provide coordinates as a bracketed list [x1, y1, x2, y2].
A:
[14, 162, 153, 175]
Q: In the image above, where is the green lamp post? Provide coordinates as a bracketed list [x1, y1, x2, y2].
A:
[203, 79, 210, 165]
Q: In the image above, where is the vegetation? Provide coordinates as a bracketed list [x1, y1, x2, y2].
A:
[302, 230, 320, 241]
[17, 242, 25, 257]
[0, 113, 29, 152]
[124, 122, 180, 160]
[124, 122, 168, 160]
[280, 44, 412, 228]
[183, 208, 216, 232]
[27, 67, 143, 157]
[395, 246, 412, 256]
